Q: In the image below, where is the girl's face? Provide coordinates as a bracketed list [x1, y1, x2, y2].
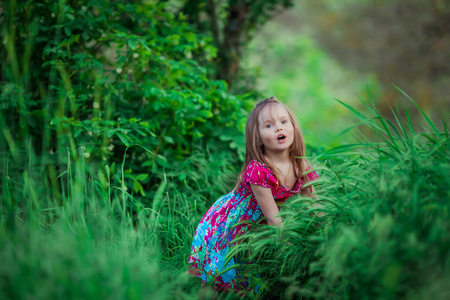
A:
[257, 104, 294, 156]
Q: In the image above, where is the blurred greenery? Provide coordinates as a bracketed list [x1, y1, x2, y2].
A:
[299, 0, 450, 116]
[245, 27, 382, 146]
[1, 0, 449, 299]
[246, 0, 450, 142]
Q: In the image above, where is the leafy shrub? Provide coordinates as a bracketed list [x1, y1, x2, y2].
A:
[1, 0, 252, 207]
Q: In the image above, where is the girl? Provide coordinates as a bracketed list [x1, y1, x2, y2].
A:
[187, 96, 318, 294]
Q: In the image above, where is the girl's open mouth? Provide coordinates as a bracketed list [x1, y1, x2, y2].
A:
[277, 134, 286, 141]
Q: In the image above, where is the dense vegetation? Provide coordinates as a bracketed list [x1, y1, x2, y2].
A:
[1, 1, 449, 299]
[233, 96, 450, 299]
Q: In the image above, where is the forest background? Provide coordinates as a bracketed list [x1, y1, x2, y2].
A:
[1, 0, 449, 299]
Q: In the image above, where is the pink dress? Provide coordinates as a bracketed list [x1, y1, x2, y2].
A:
[187, 159, 318, 292]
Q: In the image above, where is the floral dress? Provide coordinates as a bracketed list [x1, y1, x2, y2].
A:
[187, 159, 318, 292]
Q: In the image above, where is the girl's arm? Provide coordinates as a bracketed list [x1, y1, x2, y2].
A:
[250, 184, 282, 226]
[301, 185, 316, 197]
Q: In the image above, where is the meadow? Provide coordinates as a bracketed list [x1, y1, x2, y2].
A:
[1, 1, 450, 299]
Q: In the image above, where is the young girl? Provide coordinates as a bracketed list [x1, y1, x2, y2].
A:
[187, 96, 318, 294]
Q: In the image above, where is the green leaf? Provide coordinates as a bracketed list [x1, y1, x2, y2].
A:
[156, 155, 168, 168]
[74, 128, 82, 137]
[135, 129, 146, 136]
[107, 129, 116, 138]
[152, 177, 167, 216]
[139, 40, 152, 52]
[393, 85, 442, 138]
[64, 27, 72, 36]
[185, 32, 196, 43]
[128, 39, 137, 50]
[200, 110, 213, 118]
[163, 136, 174, 144]
[142, 160, 153, 167]
[133, 180, 145, 196]
[136, 174, 148, 181]
[116, 132, 130, 146]
[105, 165, 110, 179]
[168, 34, 180, 45]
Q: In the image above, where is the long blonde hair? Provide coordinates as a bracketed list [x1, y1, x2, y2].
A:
[235, 96, 311, 193]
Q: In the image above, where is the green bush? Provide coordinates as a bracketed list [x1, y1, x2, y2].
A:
[1, 0, 253, 208]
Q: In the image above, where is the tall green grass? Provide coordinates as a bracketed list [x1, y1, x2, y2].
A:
[228, 96, 449, 299]
[5, 1, 448, 299]
[1, 94, 448, 300]
[0, 146, 225, 299]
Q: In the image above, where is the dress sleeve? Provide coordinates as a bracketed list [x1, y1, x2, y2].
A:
[243, 160, 277, 189]
[305, 166, 319, 182]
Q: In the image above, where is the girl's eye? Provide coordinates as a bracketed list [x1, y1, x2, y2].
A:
[265, 124, 273, 128]
[281, 120, 288, 124]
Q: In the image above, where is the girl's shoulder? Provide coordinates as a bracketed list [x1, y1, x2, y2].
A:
[243, 159, 277, 189]
[246, 159, 273, 173]
[301, 162, 319, 182]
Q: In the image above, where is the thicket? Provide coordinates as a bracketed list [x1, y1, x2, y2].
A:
[1, 0, 254, 209]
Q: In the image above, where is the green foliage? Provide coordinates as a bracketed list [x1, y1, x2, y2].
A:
[1, 1, 449, 299]
[1, 0, 252, 207]
[0, 155, 203, 300]
[0, 2, 252, 296]
[303, 96, 450, 299]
